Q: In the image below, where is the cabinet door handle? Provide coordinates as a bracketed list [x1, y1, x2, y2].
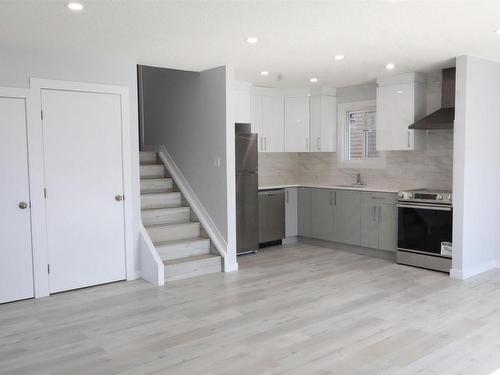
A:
[306, 137, 309, 151]
[330, 191, 333, 206]
[373, 206, 377, 221]
[333, 191, 337, 206]
[265, 137, 267, 151]
[407, 131, 410, 148]
[286, 190, 289, 203]
[317, 137, 321, 151]
[378, 206, 382, 222]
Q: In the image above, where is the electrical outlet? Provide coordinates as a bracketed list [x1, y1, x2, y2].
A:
[214, 156, 221, 168]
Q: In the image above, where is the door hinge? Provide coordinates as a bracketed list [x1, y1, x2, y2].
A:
[47, 264, 50, 274]
[41, 110, 43, 121]
[44, 188, 47, 198]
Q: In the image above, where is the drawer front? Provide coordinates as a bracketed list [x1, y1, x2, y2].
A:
[361, 192, 397, 205]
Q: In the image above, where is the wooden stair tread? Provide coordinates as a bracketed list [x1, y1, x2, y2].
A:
[154, 237, 208, 248]
[141, 206, 188, 213]
[145, 222, 199, 230]
[163, 253, 220, 266]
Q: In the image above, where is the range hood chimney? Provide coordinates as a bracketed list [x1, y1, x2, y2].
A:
[409, 67, 455, 130]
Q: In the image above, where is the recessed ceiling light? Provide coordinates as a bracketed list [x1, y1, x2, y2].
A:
[67, 2, 83, 11]
[310, 78, 318, 83]
[260, 71, 269, 76]
[385, 63, 395, 70]
[245, 37, 258, 44]
[396, 90, 404, 94]
[334, 54, 345, 61]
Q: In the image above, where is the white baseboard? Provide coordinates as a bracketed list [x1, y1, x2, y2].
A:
[450, 260, 500, 280]
[283, 236, 298, 245]
[155, 145, 228, 260]
[224, 259, 239, 272]
[126, 270, 141, 281]
[138, 225, 165, 286]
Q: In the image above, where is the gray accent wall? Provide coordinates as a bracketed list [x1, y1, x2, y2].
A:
[139, 65, 229, 240]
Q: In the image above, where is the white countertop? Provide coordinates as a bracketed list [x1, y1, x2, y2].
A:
[258, 184, 400, 193]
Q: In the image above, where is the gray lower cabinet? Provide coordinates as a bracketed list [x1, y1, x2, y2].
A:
[297, 187, 312, 237]
[378, 203, 397, 251]
[361, 203, 380, 249]
[311, 189, 335, 241]
[332, 190, 361, 246]
[360, 192, 397, 251]
[285, 188, 298, 237]
[297, 188, 396, 251]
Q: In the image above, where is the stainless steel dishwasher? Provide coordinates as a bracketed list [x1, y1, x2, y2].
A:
[258, 189, 285, 245]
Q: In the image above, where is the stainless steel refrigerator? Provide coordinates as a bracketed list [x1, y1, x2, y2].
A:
[235, 124, 259, 254]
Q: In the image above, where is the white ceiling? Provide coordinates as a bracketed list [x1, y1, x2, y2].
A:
[1, 1, 500, 88]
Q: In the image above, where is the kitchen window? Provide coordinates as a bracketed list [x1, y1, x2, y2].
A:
[338, 100, 385, 169]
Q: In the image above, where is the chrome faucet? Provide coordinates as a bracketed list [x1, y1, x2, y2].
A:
[353, 170, 363, 185]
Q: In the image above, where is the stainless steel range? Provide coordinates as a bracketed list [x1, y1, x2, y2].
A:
[396, 189, 453, 273]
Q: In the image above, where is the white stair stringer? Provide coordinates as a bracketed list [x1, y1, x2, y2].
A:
[139, 151, 222, 283]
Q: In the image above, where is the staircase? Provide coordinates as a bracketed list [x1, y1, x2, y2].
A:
[139, 151, 222, 281]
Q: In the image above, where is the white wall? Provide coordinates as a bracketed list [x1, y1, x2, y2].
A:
[451, 55, 500, 279]
[0, 46, 142, 279]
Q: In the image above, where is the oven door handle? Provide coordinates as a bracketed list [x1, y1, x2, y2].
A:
[397, 203, 452, 211]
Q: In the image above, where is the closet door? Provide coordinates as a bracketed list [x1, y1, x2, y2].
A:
[41, 89, 126, 293]
[0, 96, 34, 303]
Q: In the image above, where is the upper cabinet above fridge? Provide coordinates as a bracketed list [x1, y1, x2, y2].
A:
[243, 86, 337, 153]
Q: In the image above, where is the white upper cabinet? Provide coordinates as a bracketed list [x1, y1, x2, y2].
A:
[233, 81, 252, 124]
[285, 96, 310, 152]
[262, 96, 285, 152]
[252, 89, 284, 152]
[310, 93, 337, 152]
[251, 87, 337, 153]
[376, 73, 427, 151]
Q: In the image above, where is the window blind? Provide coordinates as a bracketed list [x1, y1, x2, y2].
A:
[348, 110, 378, 160]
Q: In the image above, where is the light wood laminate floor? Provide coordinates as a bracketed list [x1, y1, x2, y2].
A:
[2, 243, 500, 375]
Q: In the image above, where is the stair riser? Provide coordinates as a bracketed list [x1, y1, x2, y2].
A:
[147, 223, 200, 243]
[140, 179, 173, 194]
[140, 165, 165, 179]
[142, 208, 190, 226]
[141, 193, 181, 210]
[165, 256, 221, 281]
[139, 151, 157, 163]
[157, 239, 210, 261]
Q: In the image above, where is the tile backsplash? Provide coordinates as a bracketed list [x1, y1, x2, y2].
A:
[259, 130, 453, 191]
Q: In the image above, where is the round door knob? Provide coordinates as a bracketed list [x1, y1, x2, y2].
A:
[19, 202, 28, 209]
[115, 195, 123, 202]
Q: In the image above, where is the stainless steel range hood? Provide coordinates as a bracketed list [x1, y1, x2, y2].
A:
[409, 67, 455, 130]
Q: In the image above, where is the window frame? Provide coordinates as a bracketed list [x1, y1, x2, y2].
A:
[337, 100, 386, 169]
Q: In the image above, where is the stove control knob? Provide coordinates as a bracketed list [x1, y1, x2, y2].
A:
[437, 194, 443, 200]
[408, 193, 413, 198]
[398, 192, 404, 198]
[449, 194, 453, 202]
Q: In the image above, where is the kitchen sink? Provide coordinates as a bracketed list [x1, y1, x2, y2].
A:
[336, 184, 368, 188]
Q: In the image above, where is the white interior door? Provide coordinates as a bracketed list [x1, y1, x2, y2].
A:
[0, 96, 34, 303]
[41, 89, 126, 293]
